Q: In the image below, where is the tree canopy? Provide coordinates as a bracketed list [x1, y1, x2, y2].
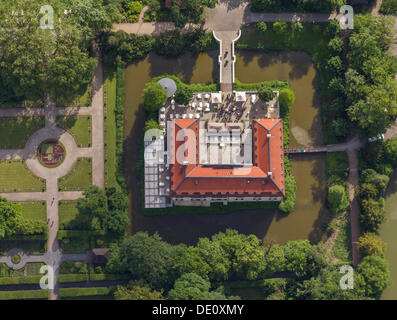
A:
[0, 0, 110, 104]
[143, 82, 168, 112]
[167, 273, 228, 300]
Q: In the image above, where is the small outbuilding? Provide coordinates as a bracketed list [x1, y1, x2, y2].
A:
[89, 248, 111, 264]
[157, 78, 177, 98]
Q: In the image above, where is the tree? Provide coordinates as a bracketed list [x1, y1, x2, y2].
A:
[327, 185, 349, 213]
[359, 183, 379, 200]
[0, 197, 22, 238]
[67, 0, 114, 40]
[263, 244, 286, 275]
[168, 273, 228, 300]
[76, 186, 129, 234]
[327, 56, 344, 77]
[278, 88, 295, 118]
[283, 240, 311, 277]
[357, 233, 387, 257]
[273, 20, 288, 36]
[329, 97, 345, 117]
[325, 19, 341, 38]
[328, 37, 344, 56]
[143, 82, 168, 112]
[144, 119, 162, 132]
[77, 186, 108, 230]
[0, 0, 97, 103]
[256, 21, 267, 33]
[331, 118, 349, 138]
[328, 77, 345, 96]
[114, 280, 164, 300]
[101, 31, 154, 66]
[258, 85, 275, 102]
[358, 255, 392, 299]
[380, 0, 397, 15]
[361, 169, 390, 195]
[384, 138, 397, 166]
[155, 30, 185, 56]
[174, 85, 193, 105]
[125, 1, 143, 22]
[195, 237, 230, 281]
[293, 264, 366, 300]
[106, 232, 188, 290]
[360, 198, 386, 233]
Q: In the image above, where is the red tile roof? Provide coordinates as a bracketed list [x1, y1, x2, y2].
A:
[169, 118, 285, 198]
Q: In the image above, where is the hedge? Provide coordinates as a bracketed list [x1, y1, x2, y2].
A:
[58, 274, 89, 283]
[57, 229, 106, 240]
[89, 273, 130, 281]
[0, 289, 49, 300]
[0, 275, 42, 285]
[58, 286, 115, 298]
[115, 65, 126, 190]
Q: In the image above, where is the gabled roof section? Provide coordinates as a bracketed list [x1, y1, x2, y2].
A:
[168, 118, 285, 197]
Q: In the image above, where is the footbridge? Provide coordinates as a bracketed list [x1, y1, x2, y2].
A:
[285, 137, 368, 154]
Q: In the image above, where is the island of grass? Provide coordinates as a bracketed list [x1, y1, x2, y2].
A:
[0, 160, 45, 192]
[56, 115, 92, 147]
[58, 158, 92, 191]
[0, 117, 44, 149]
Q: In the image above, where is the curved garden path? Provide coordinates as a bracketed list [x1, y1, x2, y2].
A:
[0, 52, 104, 299]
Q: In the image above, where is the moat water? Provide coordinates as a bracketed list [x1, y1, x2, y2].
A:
[123, 50, 331, 246]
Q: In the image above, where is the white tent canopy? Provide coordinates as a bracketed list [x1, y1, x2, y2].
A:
[235, 91, 246, 102]
[211, 92, 222, 104]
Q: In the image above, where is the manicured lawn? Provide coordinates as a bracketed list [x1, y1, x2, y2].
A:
[0, 262, 45, 277]
[104, 69, 118, 189]
[0, 160, 46, 192]
[15, 201, 47, 222]
[0, 117, 44, 149]
[58, 158, 92, 191]
[58, 201, 79, 229]
[56, 116, 92, 147]
[56, 84, 92, 107]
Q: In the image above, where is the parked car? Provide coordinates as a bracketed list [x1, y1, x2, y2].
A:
[368, 134, 385, 142]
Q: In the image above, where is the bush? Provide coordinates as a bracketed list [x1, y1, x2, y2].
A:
[360, 198, 386, 233]
[174, 85, 193, 105]
[328, 37, 344, 56]
[258, 85, 275, 102]
[327, 56, 344, 77]
[358, 255, 392, 299]
[329, 77, 345, 96]
[357, 233, 387, 257]
[279, 173, 296, 213]
[329, 97, 345, 117]
[278, 88, 295, 118]
[126, 1, 143, 22]
[143, 82, 168, 112]
[331, 118, 349, 138]
[144, 119, 162, 132]
[327, 185, 349, 214]
[256, 21, 267, 33]
[380, 0, 397, 15]
[154, 30, 185, 57]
